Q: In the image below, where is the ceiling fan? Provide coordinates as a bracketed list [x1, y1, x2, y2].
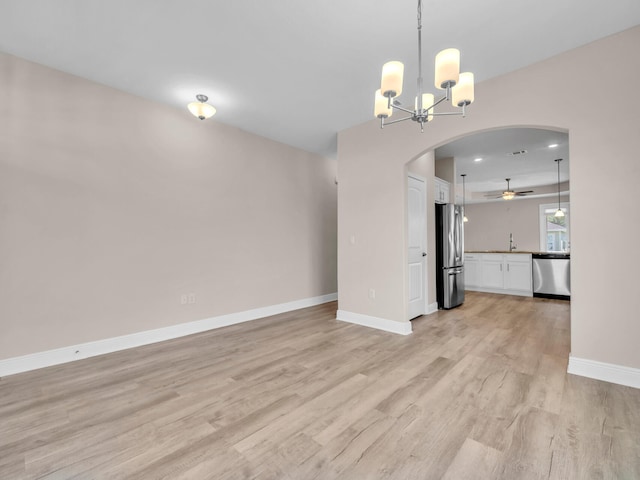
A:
[486, 178, 534, 200]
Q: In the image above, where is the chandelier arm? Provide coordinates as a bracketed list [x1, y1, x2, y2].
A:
[422, 94, 448, 113]
[430, 111, 466, 117]
[383, 115, 415, 126]
[391, 104, 416, 115]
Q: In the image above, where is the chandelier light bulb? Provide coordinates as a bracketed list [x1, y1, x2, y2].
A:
[415, 93, 435, 121]
[434, 48, 460, 89]
[381, 61, 404, 98]
[374, 89, 393, 118]
[452, 72, 475, 107]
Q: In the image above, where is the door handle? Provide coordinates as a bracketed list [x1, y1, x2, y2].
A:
[422, 252, 427, 257]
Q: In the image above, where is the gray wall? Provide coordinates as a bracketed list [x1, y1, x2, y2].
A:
[0, 52, 337, 360]
[464, 195, 570, 252]
[337, 26, 640, 371]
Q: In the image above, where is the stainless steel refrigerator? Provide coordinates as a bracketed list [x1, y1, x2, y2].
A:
[435, 204, 465, 309]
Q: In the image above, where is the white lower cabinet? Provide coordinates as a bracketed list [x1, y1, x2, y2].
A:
[465, 254, 481, 288]
[465, 253, 532, 297]
[504, 259, 533, 293]
[481, 257, 505, 290]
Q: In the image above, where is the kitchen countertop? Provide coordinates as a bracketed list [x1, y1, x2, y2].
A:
[466, 250, 570, 258]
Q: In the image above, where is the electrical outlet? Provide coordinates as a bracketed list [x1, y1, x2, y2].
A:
[369, 288, 376, 299]
[180, 294, 188, 305]
[188, 293, 196, 304]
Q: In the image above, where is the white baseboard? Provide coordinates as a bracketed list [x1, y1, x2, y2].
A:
[427, 302, 439, 315]
[465, 286, 532, 297]
[0, 292, 338, 378]
[336, 310, 412, 335]
[567, 355, 640, 389]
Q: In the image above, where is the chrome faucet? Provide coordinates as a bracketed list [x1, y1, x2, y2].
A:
[509, 233, 517, 252]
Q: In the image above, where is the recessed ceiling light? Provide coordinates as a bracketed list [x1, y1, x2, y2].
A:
[548, 143, 559, 148]
[474, 157, 483, 162]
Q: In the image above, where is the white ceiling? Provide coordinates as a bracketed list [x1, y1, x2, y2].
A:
[436, 127, 570, 196]
[1, 1, 639, 159]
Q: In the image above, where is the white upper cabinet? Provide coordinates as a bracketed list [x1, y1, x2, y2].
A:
[434, 177, 450, 204]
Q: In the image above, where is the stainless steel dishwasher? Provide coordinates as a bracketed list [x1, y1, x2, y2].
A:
[532, 253, 570, 300]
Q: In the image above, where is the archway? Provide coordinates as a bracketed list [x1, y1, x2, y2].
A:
[405, 127, 570, 320]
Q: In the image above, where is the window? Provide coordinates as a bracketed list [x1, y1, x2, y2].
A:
[539, 202, 570, 252]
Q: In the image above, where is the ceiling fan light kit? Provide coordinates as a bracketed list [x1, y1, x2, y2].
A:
[188, 94, 216, 120]
[374, 0, 474, 132]
[493, 178, 534, 200]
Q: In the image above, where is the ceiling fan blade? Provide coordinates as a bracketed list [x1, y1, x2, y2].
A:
[515, 190, 534, 195]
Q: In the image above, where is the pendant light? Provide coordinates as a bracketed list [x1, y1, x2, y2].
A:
[461, 174, 469, 222]
[554, 159, 565, 218]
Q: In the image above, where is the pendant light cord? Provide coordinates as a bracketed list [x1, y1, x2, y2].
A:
[556, 159, 561, 207]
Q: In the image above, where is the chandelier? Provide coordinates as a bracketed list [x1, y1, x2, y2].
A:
[374, 0, 475, 132]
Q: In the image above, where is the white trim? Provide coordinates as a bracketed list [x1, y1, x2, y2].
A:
[336, 310, 412, 335]
[568, 355, 640, 389]
[0, 293, 338, 378]
[465, 286, 533, 297]
[427, 302, 439, 314]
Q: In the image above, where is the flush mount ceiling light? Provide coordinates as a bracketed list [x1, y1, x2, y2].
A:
[554, 158, 565, 217]
[461, 174, 469, 222]
[374, 0, 474, 132]
[548, 143, 559, 148]
[188, 94, 216, 120]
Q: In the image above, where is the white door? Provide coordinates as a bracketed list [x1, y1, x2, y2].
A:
[408, 175, 427, 319]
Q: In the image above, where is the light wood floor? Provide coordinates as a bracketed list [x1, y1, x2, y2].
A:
[2, 292, 640, 479]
